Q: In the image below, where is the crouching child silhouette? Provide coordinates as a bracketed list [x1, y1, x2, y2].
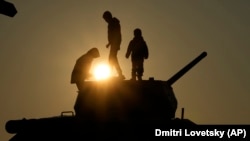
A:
[71, 48, 100, 91]
[126, 28, 149, 81]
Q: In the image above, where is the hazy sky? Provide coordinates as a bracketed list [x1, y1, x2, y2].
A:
[1, 0, 250, 140]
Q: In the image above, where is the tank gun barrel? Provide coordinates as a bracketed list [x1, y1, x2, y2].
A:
[166, 51, 207, 85]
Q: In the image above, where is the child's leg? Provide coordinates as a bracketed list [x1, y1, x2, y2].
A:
[137, 59, 144, 80]
[131, 61, 136, 80]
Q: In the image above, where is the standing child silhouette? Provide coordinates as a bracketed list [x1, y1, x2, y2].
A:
[126, 28, 149, 80]
[103, 11, 125, 79]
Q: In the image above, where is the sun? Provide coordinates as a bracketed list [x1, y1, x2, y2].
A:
[93, 63, 111, 80]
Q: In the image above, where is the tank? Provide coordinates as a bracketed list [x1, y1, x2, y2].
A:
[5, 52, 207, 140]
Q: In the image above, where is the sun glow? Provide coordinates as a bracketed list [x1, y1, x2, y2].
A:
[93, 63, 111, 80]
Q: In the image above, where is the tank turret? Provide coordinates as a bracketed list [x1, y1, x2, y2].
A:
[73, 52, 207, 122]
[5, 52, 207, 140]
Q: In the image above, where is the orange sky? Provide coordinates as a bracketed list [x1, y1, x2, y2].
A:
[1, 0, 250, 140]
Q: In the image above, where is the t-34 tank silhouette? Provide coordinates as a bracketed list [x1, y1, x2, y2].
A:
[5, 52, 207, 140]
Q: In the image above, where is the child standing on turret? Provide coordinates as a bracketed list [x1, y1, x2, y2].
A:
[126, 28, 149, 81]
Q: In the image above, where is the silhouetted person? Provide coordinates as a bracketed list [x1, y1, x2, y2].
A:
[103, 11, 125, 79]
[71, 48, 100, 91]
[126, 28, 149, 81]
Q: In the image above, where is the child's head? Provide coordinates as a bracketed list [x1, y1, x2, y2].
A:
[88, 48, 100, 58]
[134, 28, 142, 37]
[103, 11, 112, 22]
